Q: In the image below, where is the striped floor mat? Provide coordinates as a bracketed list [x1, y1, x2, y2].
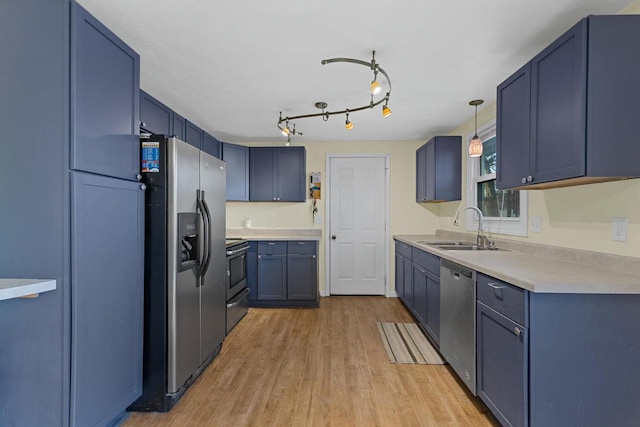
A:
[377, 322, 446, 365]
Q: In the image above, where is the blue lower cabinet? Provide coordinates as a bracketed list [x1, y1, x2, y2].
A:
[477, 301, 528, 427]
[412, 263, 428, 325]
[71, 172, 144, 427]
[249, 241, 318, 307]
[287, 254, 317, 300]
[425, 271, 440, 344]
[257, 255, 287, 300]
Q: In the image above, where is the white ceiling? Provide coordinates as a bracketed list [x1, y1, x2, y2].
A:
[77, 0, 633, 144]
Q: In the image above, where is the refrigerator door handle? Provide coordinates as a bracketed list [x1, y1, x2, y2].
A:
[196, 190, 209, 284]
[200, 193, 213, 281]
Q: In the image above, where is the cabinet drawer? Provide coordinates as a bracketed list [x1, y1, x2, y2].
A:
[394, 240, 412, 258]
[412, 247, 440, 276]
[477, 273, 527, 326]
[287, 241, 317, 255]
[257, 241, 287, 255]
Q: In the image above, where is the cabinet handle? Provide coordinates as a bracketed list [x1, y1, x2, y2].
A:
[297, 242, 305, 245]
[514, 327, 522, 336]
[268, 243, 276, 246]
[258, 255, 261, 259]
[487, 283, 502, 290]
[140, 184, 147, 191]
[527, 176, 533, 182]
[521, 177, 527, 184]
[277, 197, 281, 201]
[136, 173, 142, 181]
[273, 197, 276, 201]
[140, 121, 146, 128]
[312, 255, 316, 258]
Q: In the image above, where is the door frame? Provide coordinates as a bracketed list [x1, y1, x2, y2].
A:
[325, 153, 390, 296]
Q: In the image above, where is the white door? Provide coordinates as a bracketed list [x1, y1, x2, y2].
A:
[329, 156, 387, 295]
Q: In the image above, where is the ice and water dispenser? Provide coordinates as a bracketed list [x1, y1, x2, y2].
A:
[177, 213, 199, 272]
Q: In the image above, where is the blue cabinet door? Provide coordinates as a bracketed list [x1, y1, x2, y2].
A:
[477, 301, 528, 427]
[70, 172, 144, 427]
[71, 2, 140, 181]
[257, 255, 287, 299]
[249, 147, 276, 201]
[203, 132, 221, 159]
[425, 270, 440, 344]
[185, 120, 203, 150]
[287, 254, 317, 300]
[222, 142, 249, 201]
[496, 63, 531, 190]
[395, 253, 405, 299]
[172, 112, 186, 140]
[415, 145, 426, 202]
[275, 147, 306, 201]
[140, 90, 172, 135]
[250, 147, 306, 202]
[412, 263, 428, 325]
[530, 19, 587, 186]
[416, 136, 461, 202]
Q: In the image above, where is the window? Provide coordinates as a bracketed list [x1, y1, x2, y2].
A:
[466, 121, 527, 236]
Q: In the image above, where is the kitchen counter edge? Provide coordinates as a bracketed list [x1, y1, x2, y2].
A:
[0, 279, 57, 301]
[394, 235, 640, 294]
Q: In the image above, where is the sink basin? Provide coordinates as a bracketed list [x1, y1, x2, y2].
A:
[416, 241, 471, 246]
[436, 245, 492, 251]
[417, 240, 505, 251]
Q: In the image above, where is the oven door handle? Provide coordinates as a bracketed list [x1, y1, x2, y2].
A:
[226, 246, 250, 256]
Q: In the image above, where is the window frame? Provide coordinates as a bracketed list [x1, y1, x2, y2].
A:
[465, 120, 528, 237]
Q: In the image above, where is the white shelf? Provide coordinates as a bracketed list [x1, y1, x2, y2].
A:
[0, 279, 57, 301]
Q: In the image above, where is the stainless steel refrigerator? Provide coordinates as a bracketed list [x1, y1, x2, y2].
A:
[129, 135, 226, 412]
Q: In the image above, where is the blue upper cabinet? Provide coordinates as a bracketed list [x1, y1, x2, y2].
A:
[415, 136, 461, 202]
[496, 63, 531, 190]
[203, 132, 221, 159]
[172, 112, 186, 140]
[249, 147, 306, 202]
[497, 15, 640, 190]
[70, 2, 140, 181]
[140, 90, 172, 135]
[185, 120, 204, 150]
[222, 142, 249, 201]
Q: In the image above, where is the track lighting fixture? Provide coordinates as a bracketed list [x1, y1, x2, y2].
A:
[277, 50, 392, 141]
[468, 99, 484, 157]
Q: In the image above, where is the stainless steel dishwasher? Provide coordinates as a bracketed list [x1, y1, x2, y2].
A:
[440, 259, 476, 395]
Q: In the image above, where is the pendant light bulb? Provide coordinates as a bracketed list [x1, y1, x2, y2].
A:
[468, 99, 484, 157]
[281, 120, 290, 137]
[345, 111, 353, 130]
[371, 80, 382, 95]
[382, 104, 392, 118]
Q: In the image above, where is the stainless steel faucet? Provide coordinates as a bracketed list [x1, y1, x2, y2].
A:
[454, 206, 486, 247]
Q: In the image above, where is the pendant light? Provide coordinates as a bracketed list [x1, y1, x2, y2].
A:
[345, 110, 353, 130]
[468, 99, 484, 157]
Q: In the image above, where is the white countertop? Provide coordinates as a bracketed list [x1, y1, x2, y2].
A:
[0, 279, 57, 301]
[394, 235, 640, 294]
[227, 228, 321, 241]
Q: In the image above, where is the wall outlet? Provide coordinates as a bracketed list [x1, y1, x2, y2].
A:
[530, 216, 542, 233]
[612, 217, 628, 242]
[314, 215, 323, 224]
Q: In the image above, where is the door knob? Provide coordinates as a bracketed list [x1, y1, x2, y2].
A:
[331, 235, 337, 240]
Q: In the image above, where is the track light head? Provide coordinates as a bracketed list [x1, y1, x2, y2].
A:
[382, 104, 392, 118]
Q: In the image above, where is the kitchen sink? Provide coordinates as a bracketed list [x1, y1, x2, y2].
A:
[416, 241, 470, 246]
[417, 240, 505, 251]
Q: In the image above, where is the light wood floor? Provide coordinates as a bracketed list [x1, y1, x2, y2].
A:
[123, 297, 499, 427]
